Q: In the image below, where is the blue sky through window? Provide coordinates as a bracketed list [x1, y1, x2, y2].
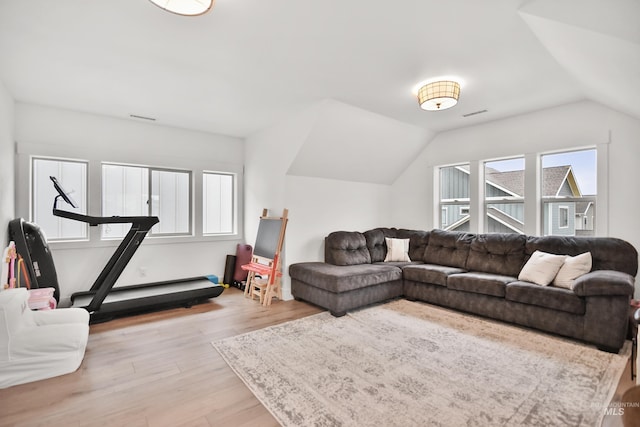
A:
[542, 149, 596, 195]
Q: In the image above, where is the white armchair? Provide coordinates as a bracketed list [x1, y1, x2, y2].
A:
[0, 288, 89, 388]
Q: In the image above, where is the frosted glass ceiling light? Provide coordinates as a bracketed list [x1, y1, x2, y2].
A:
[417, 80, 461, 111]
[148, 0, 214, 16]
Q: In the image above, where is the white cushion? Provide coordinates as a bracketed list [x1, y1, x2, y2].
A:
[553, 252, 592, 289]
[518, 250, 567, 286]
[384, 238, 411, 262]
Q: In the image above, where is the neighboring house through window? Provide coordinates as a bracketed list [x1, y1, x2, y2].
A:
[541, 149, 596, 236]
[437, 148, 597, 237]
[439, 164, 470, 231]
[558, 206, 569, 228]
[484, 158, 525, 234]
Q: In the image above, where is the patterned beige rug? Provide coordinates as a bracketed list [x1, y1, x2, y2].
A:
[212, 300, 629, 426]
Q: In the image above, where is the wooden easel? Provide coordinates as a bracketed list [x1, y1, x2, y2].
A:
[242, 208, 288, 306]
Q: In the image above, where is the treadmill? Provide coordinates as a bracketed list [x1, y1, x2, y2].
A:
[9, 177, 224, 323]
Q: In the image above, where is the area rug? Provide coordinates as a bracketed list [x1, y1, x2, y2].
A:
[212, 300, 629, 426]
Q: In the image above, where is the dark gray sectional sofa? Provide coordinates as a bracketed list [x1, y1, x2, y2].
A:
[289, 228, 638, 353]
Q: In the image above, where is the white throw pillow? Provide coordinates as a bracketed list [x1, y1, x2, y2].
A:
[553, 252, 592, 289]
[518, 250, 567, 286]
[384, 238, 411, 262]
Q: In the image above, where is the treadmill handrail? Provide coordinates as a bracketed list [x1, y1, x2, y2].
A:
[53, 208, 159, 228]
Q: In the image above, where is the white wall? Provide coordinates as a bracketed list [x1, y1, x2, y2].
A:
[245, 104, 319, 299]
[245, 102, 396, 299]
[606, 111, 640, 273]
[14, 103, 245, 305]
[285, 175, 391, 271]
[0, 80, 14, 248]
[391, 100, 640, 297]
[244, 104, 320, 243]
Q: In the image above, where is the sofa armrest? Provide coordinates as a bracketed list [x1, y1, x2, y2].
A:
[571, 270, 635, 297]
[32, 308, 89, 326]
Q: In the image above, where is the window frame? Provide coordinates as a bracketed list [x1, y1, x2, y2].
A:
[202, 170, 237, 236]
[20, 145, 244, 252]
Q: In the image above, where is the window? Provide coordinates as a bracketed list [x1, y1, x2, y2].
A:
[32, 157, 88, 241]
[102, 164, 191, 238]
[558, 206, 569, 228]
[151, 169, 191, 235]
[484, 158, 524, 234]
[541, 149, 596, 236]
[203, 172, 235, 234]
[439, 164, 470, 231]
[441, 208, 448, 227]
[102, 164, 149, 239]
[436, 148, 599, 237]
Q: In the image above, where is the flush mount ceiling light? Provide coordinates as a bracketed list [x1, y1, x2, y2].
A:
[417, 80, 461, 111]
[148, 0, 214, 16]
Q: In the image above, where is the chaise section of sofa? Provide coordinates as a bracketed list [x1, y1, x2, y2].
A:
[290, 231, 404, 316]
[290, 262, 403, 317]
[290, 227, 638, 352]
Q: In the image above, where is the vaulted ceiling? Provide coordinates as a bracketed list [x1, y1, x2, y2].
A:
[0, 0, 636, 141]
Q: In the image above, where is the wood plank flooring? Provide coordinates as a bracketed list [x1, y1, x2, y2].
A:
[0, 288, 321, 427]
[0, 288, 635, 427]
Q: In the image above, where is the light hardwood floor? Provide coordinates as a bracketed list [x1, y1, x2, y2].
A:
[0, 288, 635, 427]
[0, 288, 321, 427]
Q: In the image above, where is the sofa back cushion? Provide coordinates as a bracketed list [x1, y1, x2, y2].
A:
[325, 231, 372, 266]
[466, 233, 526, 277]
[397, 229, 430, 262]
[363, 228, 398, 262]
[423, 229, 474, 269]
[364, 228, 430, 263]
[525, 236, 638, 277]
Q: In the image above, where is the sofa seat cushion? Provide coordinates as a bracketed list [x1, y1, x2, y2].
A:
[505, 281, 586, 315]
[447, 272, 516, 297]
[402, 264, 466, 287]
[373, 261, 423, 268]
[289, 262, 402, 293]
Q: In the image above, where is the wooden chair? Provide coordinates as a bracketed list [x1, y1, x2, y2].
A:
[242, 209, 288, 306]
